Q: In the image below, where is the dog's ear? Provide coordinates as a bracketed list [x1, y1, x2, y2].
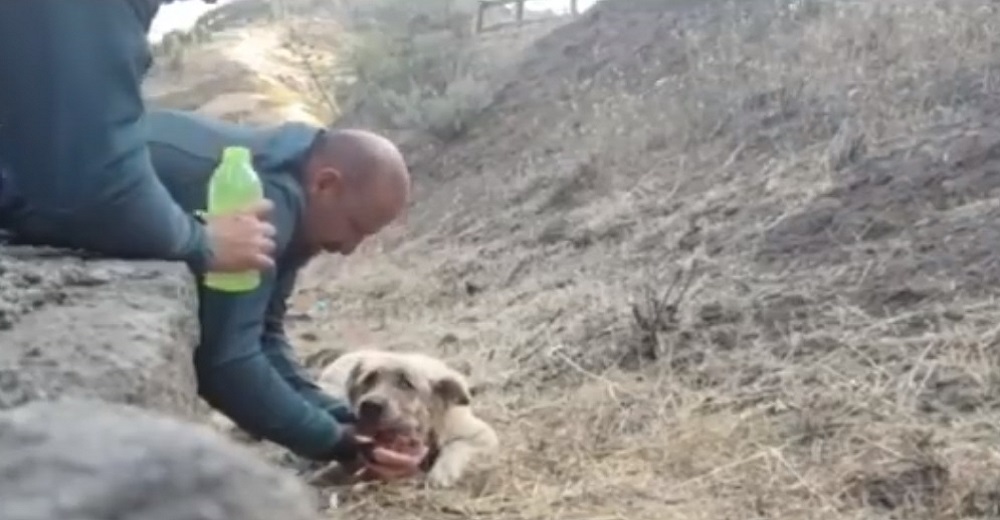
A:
[433, 374, 472, 406]
[345, 361, 366, 404]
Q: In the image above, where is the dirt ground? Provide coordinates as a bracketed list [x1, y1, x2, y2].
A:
[272, 0, 1000, 519]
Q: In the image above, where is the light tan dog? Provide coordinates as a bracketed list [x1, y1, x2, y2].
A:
[316, 349, 498, 488]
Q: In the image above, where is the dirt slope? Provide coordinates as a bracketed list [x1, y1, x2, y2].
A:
[290, 0, 1000, 518]
[143, 20, 337, 125]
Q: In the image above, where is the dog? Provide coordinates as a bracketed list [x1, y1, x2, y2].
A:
[316, 349, 498, 488]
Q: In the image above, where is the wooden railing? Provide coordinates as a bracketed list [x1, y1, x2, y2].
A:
[476, 0, 580, 33]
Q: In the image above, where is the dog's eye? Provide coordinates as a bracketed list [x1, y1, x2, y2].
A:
[397, 374, 415, 390]
[361, 372, 378, 388]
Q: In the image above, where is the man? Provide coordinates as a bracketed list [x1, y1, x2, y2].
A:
[147, 108, 423, 479]
[0, 1, 274, 274]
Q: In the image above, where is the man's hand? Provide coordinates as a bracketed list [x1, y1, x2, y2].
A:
[328, 424, 428, 482]
[359, 434, 429, 481]
[203, 199, 277, 272]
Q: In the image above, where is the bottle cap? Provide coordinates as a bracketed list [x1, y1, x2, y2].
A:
[221, 146, 252, 163]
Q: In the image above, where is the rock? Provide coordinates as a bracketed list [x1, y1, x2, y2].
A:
[0, 399, 320, 520]
[0, 247, 200, 418]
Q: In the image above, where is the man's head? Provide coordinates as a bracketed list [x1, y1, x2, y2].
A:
[299, 129, 411, 256]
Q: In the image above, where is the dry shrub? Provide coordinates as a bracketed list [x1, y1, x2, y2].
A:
[337, 0, 492, 140]
[151, 25, 215, 73]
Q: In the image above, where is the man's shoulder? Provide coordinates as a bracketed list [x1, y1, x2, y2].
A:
[146, 109, 259, 163]
[262, 170, 305, 210]
[147, 109, 322, 179]
[261, 171, 306, 256]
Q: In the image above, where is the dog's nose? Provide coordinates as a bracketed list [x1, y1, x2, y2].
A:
[358, 399, 385, 420]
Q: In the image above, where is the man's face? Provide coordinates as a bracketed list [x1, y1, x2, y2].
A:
[301, 166, 394, 256]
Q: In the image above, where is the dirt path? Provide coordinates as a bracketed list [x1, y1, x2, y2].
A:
[143, 23, 330, 126]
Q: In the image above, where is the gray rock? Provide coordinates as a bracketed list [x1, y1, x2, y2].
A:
[0, 247, 201, 418]
[0, 399, 320, 520]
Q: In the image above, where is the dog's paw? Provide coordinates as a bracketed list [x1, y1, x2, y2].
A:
[425, 459, 464, 488]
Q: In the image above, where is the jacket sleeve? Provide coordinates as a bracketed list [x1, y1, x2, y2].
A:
[0, 1, 212, 272]
[195, 181, 352, 461]
[262, 266, 355, 422]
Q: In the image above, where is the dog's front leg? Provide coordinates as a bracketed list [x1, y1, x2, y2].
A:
[425, 440, 479, 488]
[426, 424, 499, 488]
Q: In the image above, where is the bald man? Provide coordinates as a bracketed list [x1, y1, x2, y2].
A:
[146, 109, 419, 479]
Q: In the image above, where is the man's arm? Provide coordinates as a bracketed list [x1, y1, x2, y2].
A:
[0, 1, 212, 271]
[197, 180, 353, 461]
[263, 264, 354, 421]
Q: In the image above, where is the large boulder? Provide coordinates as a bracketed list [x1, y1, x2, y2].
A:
[0, 248, 322, 516]
[0, 246, 201, 418]
[0, 399, 320, 520]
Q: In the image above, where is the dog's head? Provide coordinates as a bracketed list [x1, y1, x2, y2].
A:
[345, 354, 472, 442]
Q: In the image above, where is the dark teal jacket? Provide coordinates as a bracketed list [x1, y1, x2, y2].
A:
[0, 1, 211, 271]
[0, 1, 352, 460]
[147, 109, 354, 461]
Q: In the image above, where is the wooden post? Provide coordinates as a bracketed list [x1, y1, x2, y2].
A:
[515, 0, 524, 25]
[476, 1, 486, 33]
[570, 0, 579, 16]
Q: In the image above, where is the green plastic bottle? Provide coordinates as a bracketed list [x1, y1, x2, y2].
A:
[203, 146, 264, 293]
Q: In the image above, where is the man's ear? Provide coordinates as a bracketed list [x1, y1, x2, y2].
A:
[313, 167, 344, 195]
[433, 374, 472, 406]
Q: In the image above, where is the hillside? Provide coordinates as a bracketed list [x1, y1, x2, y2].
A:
[142, 0, 558, 128]
[144, 15, 339, 125]
[283, 0, 1000, 519]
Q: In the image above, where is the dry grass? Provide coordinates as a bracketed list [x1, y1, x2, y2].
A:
[270, 0, 1000, 519]
[295, 255, 1000, 520]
